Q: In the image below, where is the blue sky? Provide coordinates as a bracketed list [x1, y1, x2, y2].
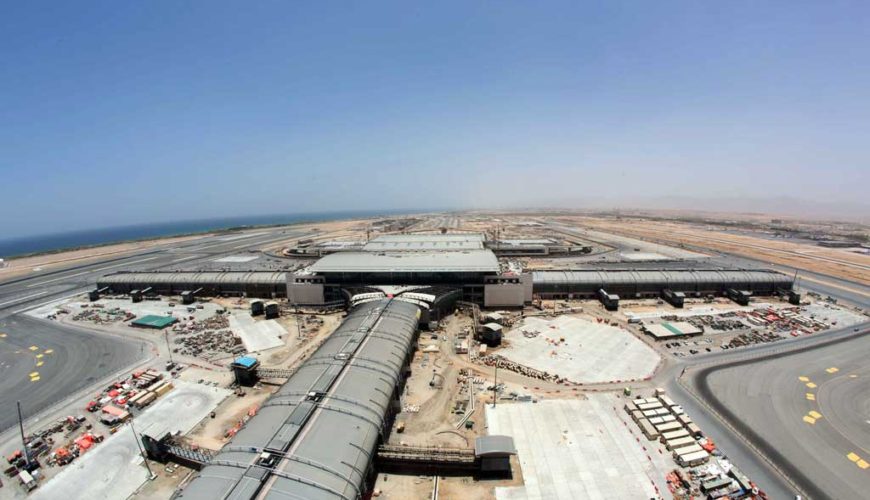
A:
[1, 1, 868, 237]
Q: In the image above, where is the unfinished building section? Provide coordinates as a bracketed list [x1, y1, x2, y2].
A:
[533, 269, 793, 300]
[176, 299, 421, 500]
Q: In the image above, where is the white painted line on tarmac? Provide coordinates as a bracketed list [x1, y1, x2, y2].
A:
[0, 292, 48, 308]
[170, 255, 200, 263]
[25, 256, 160, 288]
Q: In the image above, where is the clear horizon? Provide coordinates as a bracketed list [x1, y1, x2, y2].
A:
[2, 2, 868, 239]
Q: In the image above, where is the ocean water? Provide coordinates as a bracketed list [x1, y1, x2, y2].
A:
[0, 210, 412, 258]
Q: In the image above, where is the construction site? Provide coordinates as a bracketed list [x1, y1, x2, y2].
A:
[0, 212, 866, 500]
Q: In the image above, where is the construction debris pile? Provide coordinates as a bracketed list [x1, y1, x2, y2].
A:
[478, 354, 566, 383]
[5, 416, 106, 477]
[172, 314, 244, 359]
[71, 304, 136, 324]
[721, 331, 782, 350]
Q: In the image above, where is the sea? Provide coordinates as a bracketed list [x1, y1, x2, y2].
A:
[0, 210, 416, 258]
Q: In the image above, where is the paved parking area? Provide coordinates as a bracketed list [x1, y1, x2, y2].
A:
[34, 381, 230, 500]
[228, 312, 285, 352]
[488, 396, 672, 499]
[500, 316, 659, 383]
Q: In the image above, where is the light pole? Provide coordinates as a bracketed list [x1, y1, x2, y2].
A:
[164, 330, 174, 366]
[17, 401, 31, 467]
[129, 419, 157, 480]
[492, 363, 498, 408]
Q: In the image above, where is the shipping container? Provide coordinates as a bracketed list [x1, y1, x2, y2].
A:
[660, 429, 690, 443]
[665, 436, 697, 451]
[637, 419, 659, 441]
[672, 443, 703, 458]
[135, 392, 157, 408]
[676, 449, 710, 467]
[154, 382, 174, 396]
[637, 402, 663, 411]
[654, 421, 683, 433]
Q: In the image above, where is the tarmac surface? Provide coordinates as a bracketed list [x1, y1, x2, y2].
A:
[0, 227, 311, 432]
[696, 324, 870, 500]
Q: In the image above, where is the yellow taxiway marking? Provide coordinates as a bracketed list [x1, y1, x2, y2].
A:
[28, 346, 38, 351]
[44, 349, 53, 354]
[809, 410, 823, 419]
[858, 460, 870, 469]
[799, 376, 809, 382]
[806, 393, 816, 401]
[29, 372, 38, 378]
[803, 416, 816, 424]
[30, 377, 40, 383]
[826, 367, 839, 374]
[806, 382, 817, 389]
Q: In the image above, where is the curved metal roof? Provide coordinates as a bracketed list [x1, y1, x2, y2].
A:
[532, 269, 792, 286]
[178, 299, 420, 500]
[98, 271, 287, 285]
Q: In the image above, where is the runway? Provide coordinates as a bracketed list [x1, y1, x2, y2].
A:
[0, 227, 311, 432]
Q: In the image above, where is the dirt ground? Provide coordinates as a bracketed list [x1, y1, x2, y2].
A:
[185, 384, 275, 450]
[565, 216, 870, 286]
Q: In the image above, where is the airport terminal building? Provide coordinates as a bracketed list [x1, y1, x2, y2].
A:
[98, 234, 795, 310]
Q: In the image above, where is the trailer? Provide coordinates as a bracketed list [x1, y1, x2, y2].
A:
[686, 422, 703, 437]
[726, 288, 751, 306]
[661, 288, 685, 308]
[597, 289, 619, 311]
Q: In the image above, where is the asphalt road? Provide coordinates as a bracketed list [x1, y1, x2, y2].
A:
[0, 227, 311, 432]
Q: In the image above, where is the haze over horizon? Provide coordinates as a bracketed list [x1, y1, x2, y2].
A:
[2, 2, 868, 238]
